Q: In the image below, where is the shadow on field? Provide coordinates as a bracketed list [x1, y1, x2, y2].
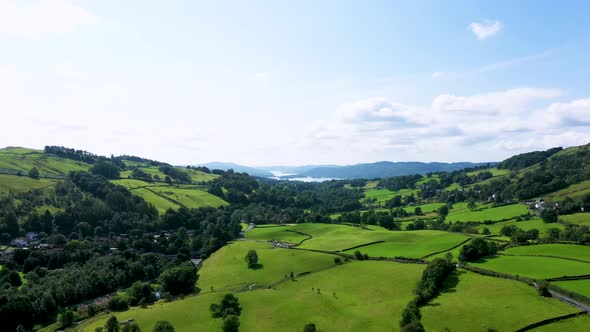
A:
[474, 254, 501, 264]
[423, 270, 464, 307]
[249, 263, 264, 270]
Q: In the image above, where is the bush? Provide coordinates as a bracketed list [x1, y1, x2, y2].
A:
[107, 296, 129, 311]
[153, 320, 174, 332]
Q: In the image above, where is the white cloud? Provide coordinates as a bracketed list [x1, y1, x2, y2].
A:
[0, 0, 97, 36]
[431, 72, 445, 80]
[254, 72, 271, 82]
[469, 20, 502, 40]
[300, 88, 588, 162]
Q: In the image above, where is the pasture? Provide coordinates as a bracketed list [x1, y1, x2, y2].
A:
[78, 261, 424, 332]
[560, 213, 590, 226]
[246, 226, 310, 244]
[531, 315, 590, 332]
[446, 203, 529, 222]
[421, 270, 579, 332]
[470, 255, 590, 279]
[0, 148, 89, 177]
[0, 174, 57, 196]
[198, 241, 336, 291]
[553, 279, 590, 298]
[402, 202, 445, 214]
[502, 243, 590, 262]
[543, 179, 590, 201]
[476, 217, 564, 235]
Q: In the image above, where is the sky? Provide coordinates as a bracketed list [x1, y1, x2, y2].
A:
[1, 0, 589, 166]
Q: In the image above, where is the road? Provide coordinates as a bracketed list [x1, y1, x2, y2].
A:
[534, 282, 590, 314]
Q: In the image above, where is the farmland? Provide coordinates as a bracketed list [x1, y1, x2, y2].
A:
[0, 174, 57, 196]
[77, 260, 424, 332]
[476, 217, 565, 235]
[553, 279, 590, 298]
[561, 213, 590, 226]
[470, 255, 590, 279]
[446, 203, 529, 222]
[502, 243, 590, 262]
[0, 147, 89, 177]
[543, 179, 590, 201]
[421, 271, 579, 332]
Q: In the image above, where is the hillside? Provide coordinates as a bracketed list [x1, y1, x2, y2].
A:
[198, 162, 273, 177]
[0, 146, 226, 212]
[299, 161, 495, 179]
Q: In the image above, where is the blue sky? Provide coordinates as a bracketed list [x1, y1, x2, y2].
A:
[1, 0, 589, 165]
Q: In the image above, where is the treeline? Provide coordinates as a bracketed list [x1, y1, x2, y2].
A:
[497, 147, 563, 170]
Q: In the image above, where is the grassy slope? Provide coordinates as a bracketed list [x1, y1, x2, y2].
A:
[560, 213, 590, 226]
[447, 203, 529, 222]
[531, 315, 590, 332]
[0, 148, 89, 177]
[0, 174, 57, 196]
[502, 243, 590, 262]
[475, 217, 565, 235]
[471, 255, 590, 279]
[198, 241, 336, 291]
[421, 270, 578, 332]
[402, 202, 445, 214]
[78, 261, 424, 332]
[246, 226, 309, 244]
[553, 279, 590, 298]
[544, 179, 590, 201]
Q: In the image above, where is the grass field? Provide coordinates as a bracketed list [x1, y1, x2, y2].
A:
[421, 270, 579, 332]
[402, 202, 445, 214]
[246, 226, 310, 244]
[543, 179, 590, 201]
[363, 188, 419, 203]
[78, 261, 424, 332]
[531, 315, 590, 332]
[120, 162, 218, 183]
[0, 174, 57, 196]
[446, 203, 529, 222]
[0, 148, 90, 177]
[560, 213, 590, 226]
[198, 241, 336, 291]
[553, 279, 590, 298]
[502, 243, 590, 262]
[341, 231, 469, 259]
[471, 255, 590, 279]
[112, 179, 227, 213]
[475, 217, 565, 235]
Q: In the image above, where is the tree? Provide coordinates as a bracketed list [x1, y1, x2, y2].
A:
[537, 280, 551, 297]
[223, 315, 240, 332]
[303, 323, 317, 332]
[210, 294, 242, 318]
[437, 205, 449, 218]
[8, 270, 22, 287]
[244, 249, 259, 269]
[28, 167, 40, 179]
[152, 321, 174, 332]
[105, 316, 120, 332]
[60, 309, 75, 327]
[414, 207, 423, 216]
[467, 199, 477, 211]
[90, 161, 120, 179]
[541, 209, 558, 223]
[158, 264, 198, 295]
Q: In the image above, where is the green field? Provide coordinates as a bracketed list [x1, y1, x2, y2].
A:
[402, 202, 445, 214]
[112, 179, 228, 213]
[341, 231, 469, 259]
[560, 213, 590, 226]
[553, 279, 590, 298]
[471, 255, 590, 279]
[246, 226, 309, 244]
[531, 315, 590, 332]
[502, 243, 590, 262]
[120, 162, 218, 183]
[421, 270, 579, 332]
[0, 174, 57, 196]
[0, 148, 90, 177]
[198, 241, 336, 291]
[447, 203, 529, 222]
[77, 261, 424, 332]
[363, 188, 419, 203]
[543, 179, 590, 201]
[475, 217, 565, 235]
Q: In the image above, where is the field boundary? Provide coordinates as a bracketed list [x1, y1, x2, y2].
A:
[514, 311, 586, 332]
[420, 237, 473, 260]
[500, 253, 590, 264]
[339, 240, 385, 252]
[546, 274, 590, 282]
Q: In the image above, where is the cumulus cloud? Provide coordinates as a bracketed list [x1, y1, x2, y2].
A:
[0, 0, 97, 36]
[301, 88, 589, 162]
[469, 20, 502, 40]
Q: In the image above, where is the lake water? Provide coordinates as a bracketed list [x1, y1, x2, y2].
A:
[269, 171, 338, 182]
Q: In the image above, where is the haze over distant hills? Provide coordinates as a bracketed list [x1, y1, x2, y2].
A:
[199, 161, 495, 180]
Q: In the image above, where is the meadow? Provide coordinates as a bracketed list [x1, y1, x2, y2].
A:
[502, 243, 590, 262]
[470, 255, 590, 279]
[560, 213, 590, 226]
[363, 188, 419, 203]
[446, 203, 529, 222]
[245, 226, 310, 244]
[77, 260, 425, 332]
[543, 179, 590, 201]
[0, 174, 57, 196]
[530, 315, 590, 332]
[0, 148, 89, 177]
[421, 270, 579, 332]
[475, 217, 564, 235]
[553, 279, 590, 298]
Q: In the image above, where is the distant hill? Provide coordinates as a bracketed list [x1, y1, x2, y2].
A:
[299, 161, 495, 179]
[198, 162, 273, 177]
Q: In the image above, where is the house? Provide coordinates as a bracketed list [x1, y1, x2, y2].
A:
[11, 238, 28, 247]
[191, 258, 203, 268]
[25, 232, 39, 241]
